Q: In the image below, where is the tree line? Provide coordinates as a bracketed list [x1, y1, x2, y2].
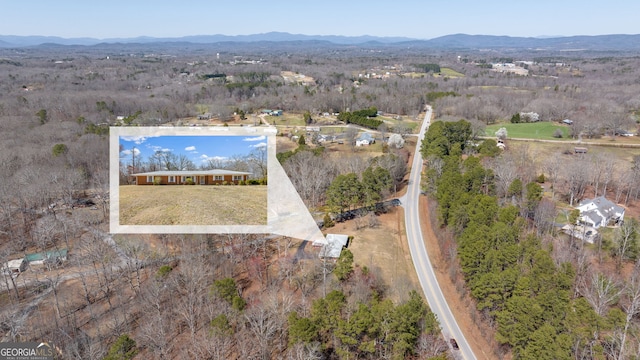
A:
[421, 119, 640, 359]
[336, 107, 383, 129]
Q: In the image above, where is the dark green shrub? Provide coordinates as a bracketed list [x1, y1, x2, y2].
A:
[323, 213, 334, 229]
[52, 143, 68, 157]
[103, 334, 137, 360]
[156, 265, 173, 278]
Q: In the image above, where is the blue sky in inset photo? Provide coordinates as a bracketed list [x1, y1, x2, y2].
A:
[119, 135, 266, 166]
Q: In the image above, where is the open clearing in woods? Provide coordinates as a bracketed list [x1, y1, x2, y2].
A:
[119, 185, 267, 225]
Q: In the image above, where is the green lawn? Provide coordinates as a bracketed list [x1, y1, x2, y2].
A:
[271, 113, 306, 126]
[438, 67, 465, 78]
[378, 116, 420, 132]
[485, 122, 569, 140]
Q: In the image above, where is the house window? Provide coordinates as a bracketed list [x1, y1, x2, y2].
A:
[147, 176, 153, 183]
[214, 175, 223, 181]
[181, 176, 185, 182]
[168, 176, 175, 183]
[233, 175, 243, 181]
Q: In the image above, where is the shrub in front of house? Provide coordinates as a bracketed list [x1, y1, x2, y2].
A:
[222, 181, 229, 186]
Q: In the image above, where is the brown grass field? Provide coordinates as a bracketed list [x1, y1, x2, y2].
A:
[119, 185, 267, 225]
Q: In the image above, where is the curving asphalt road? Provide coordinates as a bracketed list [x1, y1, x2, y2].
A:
[402, 106, 477, 359]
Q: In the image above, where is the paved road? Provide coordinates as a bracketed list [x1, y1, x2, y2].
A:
[403, 106, 476, 359]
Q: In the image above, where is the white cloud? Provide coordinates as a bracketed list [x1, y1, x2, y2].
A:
[243, 135, 266, 142]
[185, 146, 196, 151]
[200, 154, 228, 163]
[120, 148, 141, 157]
[120, 135, 158, 145]
[148, 145, 172, 153]
[250, 142, 267, 148]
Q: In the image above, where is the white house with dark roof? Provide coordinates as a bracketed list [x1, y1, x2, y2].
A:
[355, 132, 375, 147]
[576, 196, 625, 229]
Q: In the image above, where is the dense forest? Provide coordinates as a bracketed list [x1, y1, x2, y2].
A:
[421, 120, 640, 359]
[1, 41, 640, 359]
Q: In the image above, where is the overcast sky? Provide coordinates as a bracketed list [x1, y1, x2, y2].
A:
[2, 0, 638, 40]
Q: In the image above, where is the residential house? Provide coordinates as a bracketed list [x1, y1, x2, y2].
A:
[576, 196, 625, 229]
[261, 109, 282, 116]
[319, 234, 350, 259]
[355, 132, 375, 147]
[131, 170, 251, 185]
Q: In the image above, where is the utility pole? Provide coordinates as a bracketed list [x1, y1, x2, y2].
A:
[131, 146, 136, 174]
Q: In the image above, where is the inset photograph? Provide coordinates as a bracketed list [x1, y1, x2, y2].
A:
[118, 135, 267, 225]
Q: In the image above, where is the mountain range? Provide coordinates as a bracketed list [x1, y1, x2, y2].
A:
[1, 32, 640, 51]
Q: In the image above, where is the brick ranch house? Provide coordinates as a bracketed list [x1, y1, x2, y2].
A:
[132, 170, 251, 185]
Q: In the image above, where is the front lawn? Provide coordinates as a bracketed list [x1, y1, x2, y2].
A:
[485, 122, 569, 140]
[119, 185, 267, 225]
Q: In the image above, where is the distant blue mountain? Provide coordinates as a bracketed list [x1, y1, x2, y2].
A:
[419, 33, 640, 51]
[0, 32, 415, 47]
[1, 32, 639, 51]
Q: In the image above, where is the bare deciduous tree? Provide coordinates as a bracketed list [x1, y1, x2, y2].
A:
[580, 272, 622, 317]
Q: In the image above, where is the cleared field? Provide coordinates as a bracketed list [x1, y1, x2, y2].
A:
[271, 113, 306, 126]
[485, 122, 569, 140]
[119, 185, 267, 225]
[509, 140, 640, 166]
[379, 116, 420, 132]
[438, 67, 465, 78]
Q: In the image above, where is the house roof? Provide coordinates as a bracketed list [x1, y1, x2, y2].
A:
[580, 210, 602, 226]
[578, 196, 624, 219]
[132, 169, 251, 176]
[320, 234, 349, 258]
[357, 133, 374, 141]
[25, 249, 68, 262]
[4, 259, 25, 269]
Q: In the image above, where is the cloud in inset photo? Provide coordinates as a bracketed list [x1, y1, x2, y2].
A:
[243, 135, 266, 142]
[119, 148, 141, 157]
[121, 135, 159, 145]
